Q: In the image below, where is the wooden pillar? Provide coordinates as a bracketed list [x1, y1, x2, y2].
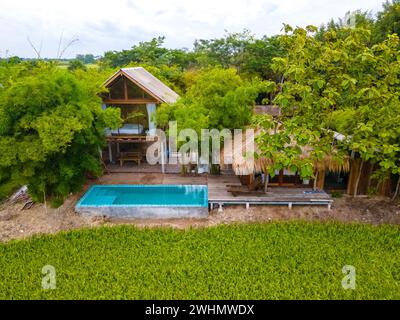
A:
[347, 158, 361, 195]
[161, 140, 165, 174]
[278, 169, 284, 186]
[108, 142, 113, 163]
[248, 173, 254, 190]
[316, 168, 326, 190]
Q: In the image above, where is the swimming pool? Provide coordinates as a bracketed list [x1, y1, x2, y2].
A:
[75, 185, 208, 219]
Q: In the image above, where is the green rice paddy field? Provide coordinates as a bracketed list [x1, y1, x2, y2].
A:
[0, 222, 399, 299]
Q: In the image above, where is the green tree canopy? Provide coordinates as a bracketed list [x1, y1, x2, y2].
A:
[374, 0, 400, 42]
[156, 67, 266, 136]
[255, 25, 400, 185]
[75, 54, 95, 64]
[0, 62, 121, 205]
[100, 30, 287, 82]
[102, 36, 196, 69]
[68, 59, 87, 71]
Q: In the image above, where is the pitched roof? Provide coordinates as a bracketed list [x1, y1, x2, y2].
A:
[104, 67, 179, 104]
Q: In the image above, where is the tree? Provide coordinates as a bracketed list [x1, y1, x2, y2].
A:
[193, 30, 254, 70]
[193, 30, 286, 81]
[0, 62, 121, 206]
[68, 59, 87, 71]
[316, 10, 375, 41]
[155, 67, 267, 174]
[241, 35, 286, 81]
[253, 113, 334, 188]
[76, 54, 95, 64]
[101, 37, 195, 70]
[0, 56, 23, 65]
[156, 67, 264, 135]
[255, 25, 400, 192]
[99, 31, 286, 81]
[374, 0, 400, 43]
[316, 3, 400, 45]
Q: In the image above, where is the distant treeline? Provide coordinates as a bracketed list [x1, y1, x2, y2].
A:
[2, 1, 399, 82]
[99, 1, 399, 78]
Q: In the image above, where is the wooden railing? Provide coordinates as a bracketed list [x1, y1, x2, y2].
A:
[106, 135, 157, 143]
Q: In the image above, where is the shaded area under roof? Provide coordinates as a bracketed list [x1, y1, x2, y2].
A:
[104, 67, 179, 104]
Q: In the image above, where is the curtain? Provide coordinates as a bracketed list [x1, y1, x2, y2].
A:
[146, 103, 157, 134]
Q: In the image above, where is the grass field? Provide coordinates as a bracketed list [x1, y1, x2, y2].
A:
[0, 222, 399, 299]
[57, 62, 98, 69]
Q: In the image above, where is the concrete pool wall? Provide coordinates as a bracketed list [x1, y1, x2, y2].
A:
[76, 205, 208, 219]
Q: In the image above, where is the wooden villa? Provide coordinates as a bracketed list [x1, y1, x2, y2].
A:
[101, 67, 179, 167]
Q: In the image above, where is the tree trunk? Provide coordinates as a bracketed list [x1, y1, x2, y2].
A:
[313, 171, 318, 191]
[354, 159, 364, 196]
[366, 163, 374, 193]
[392, 175, 400, 201]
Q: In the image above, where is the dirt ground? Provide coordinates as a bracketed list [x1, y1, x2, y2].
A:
[1, 192, 399, 242]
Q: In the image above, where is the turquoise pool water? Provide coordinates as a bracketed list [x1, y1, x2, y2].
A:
[76, 185, 208, 208]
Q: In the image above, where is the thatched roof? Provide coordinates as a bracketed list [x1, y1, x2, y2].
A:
[221, 128, 350, 176]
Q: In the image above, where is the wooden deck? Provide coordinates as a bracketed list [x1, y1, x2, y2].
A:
[207, 175, 333, 210]
[97, 172, 206, 185]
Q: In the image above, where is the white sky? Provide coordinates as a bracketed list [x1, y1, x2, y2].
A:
[0, 0, 384, 58]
